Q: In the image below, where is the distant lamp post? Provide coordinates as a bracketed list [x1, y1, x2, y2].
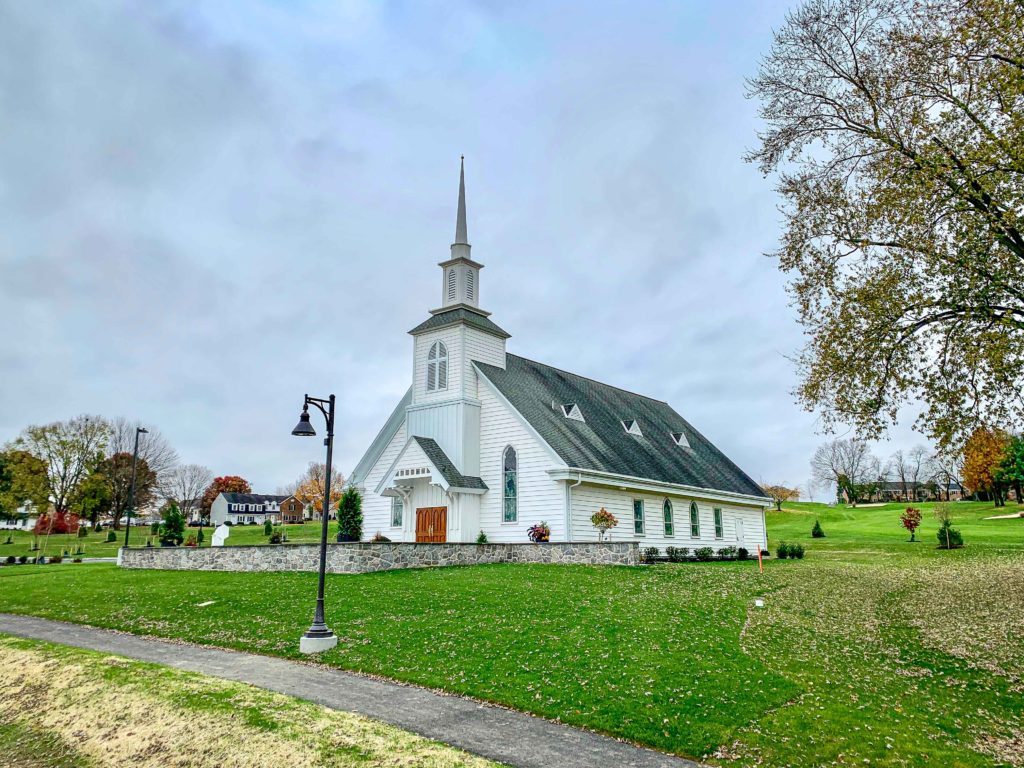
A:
[123, 427, 149, 548]
[291, 394, 339, 654]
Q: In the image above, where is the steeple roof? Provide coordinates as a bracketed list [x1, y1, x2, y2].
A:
[455, 155, 468, 245]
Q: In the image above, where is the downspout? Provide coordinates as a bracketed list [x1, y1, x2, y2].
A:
[566, 473, 583, 542]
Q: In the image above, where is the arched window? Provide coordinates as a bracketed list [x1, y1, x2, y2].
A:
[502, 446, 518, 522]
[426, 341, 448, 391]
[663, 499, 674, 537]
[689, 501, 700, 538]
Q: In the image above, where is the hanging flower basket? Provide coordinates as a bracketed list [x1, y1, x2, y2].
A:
[527, 521, 550, 543]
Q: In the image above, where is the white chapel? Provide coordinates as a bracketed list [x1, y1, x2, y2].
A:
[349, 160, 771, 551]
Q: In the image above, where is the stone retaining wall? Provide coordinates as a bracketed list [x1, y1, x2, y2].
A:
[118, 541, 638, 574]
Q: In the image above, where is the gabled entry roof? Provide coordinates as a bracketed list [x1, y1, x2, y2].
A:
[475, 354, 766, 498]
[375, 435, 488, 495]
[412, 437, 488, 491]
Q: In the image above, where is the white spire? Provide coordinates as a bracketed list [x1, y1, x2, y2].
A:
[455, 155, 468, 245]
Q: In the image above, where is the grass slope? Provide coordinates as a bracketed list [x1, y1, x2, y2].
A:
[1, 500, 1021, 765]
[0, 634, 494, 768]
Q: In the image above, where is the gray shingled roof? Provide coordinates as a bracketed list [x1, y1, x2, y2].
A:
[409, 308, 511, 339]
[475, 355, 766, 498]
[412, 436, 488, 490]
[221, 493, 291, 504]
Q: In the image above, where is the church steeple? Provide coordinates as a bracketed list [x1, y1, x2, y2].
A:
[439, 156, 483, 310]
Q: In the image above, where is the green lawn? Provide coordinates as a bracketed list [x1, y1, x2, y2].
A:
[1, 502, 1021, 766]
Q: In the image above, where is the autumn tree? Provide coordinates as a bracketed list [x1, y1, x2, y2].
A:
[0, 449, 49, 518]
[165, 464, 214, 521]
[14, 415, 110, 516]
[748, 0, 1024, 452]
[103, 419, 178, 529]
[200, 475, 252, 520]
[900, 506, 923, 542]
[962, 427, 1012, 505]
[292, 462, 344, 519]
[761, 484, 801, 511]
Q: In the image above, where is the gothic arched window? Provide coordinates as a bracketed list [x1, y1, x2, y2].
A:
[502, 446, 518, 522]
[426, 341, 448, 392]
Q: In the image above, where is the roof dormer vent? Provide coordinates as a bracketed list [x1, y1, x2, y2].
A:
[671, 431, 691, 448]
[622, 419, 643, 437]
[561, 403, 585, 422]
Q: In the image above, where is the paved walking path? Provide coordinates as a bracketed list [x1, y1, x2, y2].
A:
[0, 614, 701, 768]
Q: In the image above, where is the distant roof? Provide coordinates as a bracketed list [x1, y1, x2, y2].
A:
[475, 354, 766, 499]
[412, 437, 488, 491]
[409, 307, 510, 339]
[220, 493, 290, 504]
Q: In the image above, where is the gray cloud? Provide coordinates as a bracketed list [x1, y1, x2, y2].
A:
[0, 0, 930, 495]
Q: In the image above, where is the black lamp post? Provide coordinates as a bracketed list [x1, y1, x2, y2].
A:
[123, 426, 148, 548]
[291, 394, 339, 654]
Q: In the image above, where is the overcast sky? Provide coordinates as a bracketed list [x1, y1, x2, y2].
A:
[0, 0, 929, 497]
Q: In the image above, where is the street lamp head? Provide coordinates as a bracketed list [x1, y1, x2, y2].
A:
[137, 427, 149, 435]
[291, 405, 316, 437]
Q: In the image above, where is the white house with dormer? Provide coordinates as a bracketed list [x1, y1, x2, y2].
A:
[348, 160, 771, 553]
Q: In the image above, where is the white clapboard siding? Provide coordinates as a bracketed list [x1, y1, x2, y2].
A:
[360, 423, 408, 540]
[412, 328, 462, 405]
[570, 484, 766, 551]
[477, 376, 567, 542]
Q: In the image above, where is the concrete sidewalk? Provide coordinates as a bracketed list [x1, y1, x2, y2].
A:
[0, 614, 702, 768]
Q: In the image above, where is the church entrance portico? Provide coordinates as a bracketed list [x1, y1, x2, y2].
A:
[415, 507, 448, 542]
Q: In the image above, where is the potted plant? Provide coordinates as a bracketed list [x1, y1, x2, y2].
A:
[590, 508, 618, 541]
[527, 521, 550, 543]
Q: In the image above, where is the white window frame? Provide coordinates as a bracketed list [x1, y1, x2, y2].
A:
[663, 498, 674, 537]
[426, 341, 449, 392]
[502, 445, 518, 523]
[633, 499, 645, 535]
[714, 507, 724, 539]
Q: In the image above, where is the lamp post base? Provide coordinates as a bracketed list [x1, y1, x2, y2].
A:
[299, 633, 338, 654]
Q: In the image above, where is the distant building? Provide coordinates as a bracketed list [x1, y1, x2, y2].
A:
[280, 496, 306, 524]
[210, 493, 293, 525]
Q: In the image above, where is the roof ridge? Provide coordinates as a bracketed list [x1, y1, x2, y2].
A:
[495, 354, 670, 406]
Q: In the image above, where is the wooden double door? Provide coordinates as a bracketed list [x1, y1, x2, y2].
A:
[415, 507, 447, 543]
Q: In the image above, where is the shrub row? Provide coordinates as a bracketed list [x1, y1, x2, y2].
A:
[3, 554, 83, 565]
[776, 542, 806, 559]
[641, 545, 764, 563]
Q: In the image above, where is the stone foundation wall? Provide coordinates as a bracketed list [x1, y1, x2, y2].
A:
[118, 541, 639, 574]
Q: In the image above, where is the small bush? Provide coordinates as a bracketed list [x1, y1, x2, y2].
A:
[78, 526, 88, 538]
[737, 547, 749, 560]
[371, 531, 392, 542]
[73, 557, 82, 563]
[665, 546, 689, 562]
[937, 520, 964, 549]
[106, 530, 117, 543]
[811, 519, 825, 538]
[263, 519, 273, 536]
[18, 555, 28, 564]
[94, 523, 103, 532]
[49, 555, 63, 564]
[150, 522, 160, 535]
[641, 546, 660, 563]
[476, 530, 488, 544]
[5, 555, 15, 564]
[34, 556, 46, 564]
[224, 521, 233, 526]
[776, 542, 790, 560]
[268, 530, 284, 544]
[694, 546, 715, 562]
[717, 546, 737, 560]
[790, 543, 806, 559]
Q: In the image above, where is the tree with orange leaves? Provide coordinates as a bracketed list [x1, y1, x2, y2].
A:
[962, 428, 1012, 506]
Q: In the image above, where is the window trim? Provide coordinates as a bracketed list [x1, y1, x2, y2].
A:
[713, 507, 724, 539]
[502, 445, 518, 523]
[663, 498, 674, 537]
[633, 498, 645, 535]
[390, 496, 404, 528]
[689, 501, 700, 538]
